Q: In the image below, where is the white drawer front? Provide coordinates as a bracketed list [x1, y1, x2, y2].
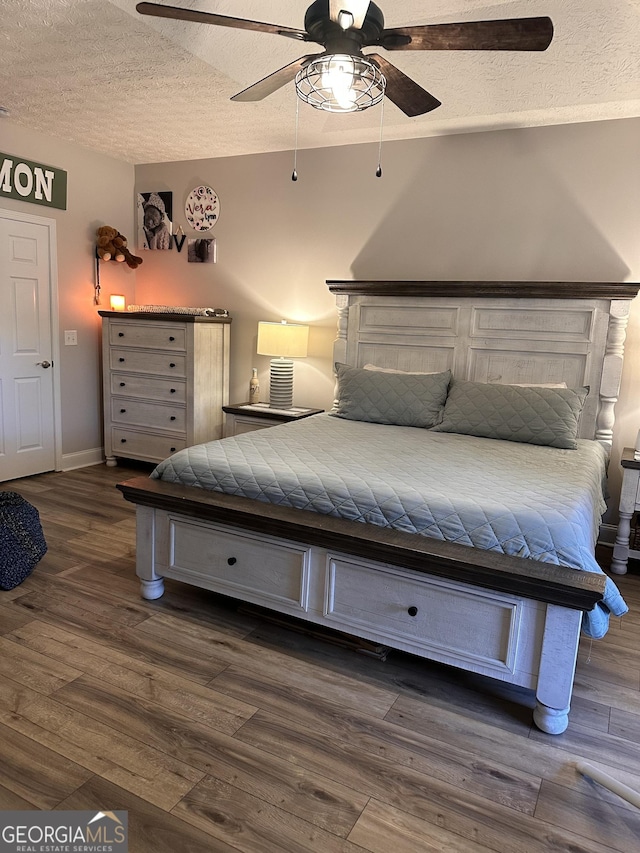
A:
[109, 322, 186, 351]
[111, 428, 186, 462]
[110, 348, 187, 377]
[325, 556, 522, 674]
[111, 373, 186, 403]
[111, 398, 186, 431]
[166, 518, 310, 612]
[232, 421, 273, 435]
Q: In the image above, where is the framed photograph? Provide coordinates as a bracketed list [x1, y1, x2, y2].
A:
[187, 237, 217, 263]
[137, 191, 173, 250]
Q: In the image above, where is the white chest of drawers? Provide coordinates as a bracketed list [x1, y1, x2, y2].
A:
[100, 311, 231, 466]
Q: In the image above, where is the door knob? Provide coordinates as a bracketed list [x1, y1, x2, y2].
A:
[37, 360, 51, 368]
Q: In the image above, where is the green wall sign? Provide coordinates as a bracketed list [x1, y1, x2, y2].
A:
[0, 151, 67, 210]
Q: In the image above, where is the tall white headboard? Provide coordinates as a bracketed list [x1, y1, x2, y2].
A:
[328, 281, 639, 449]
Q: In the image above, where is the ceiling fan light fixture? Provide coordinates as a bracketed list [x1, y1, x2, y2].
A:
[295, 54, 385, 113]
[337, 10, 354, 30]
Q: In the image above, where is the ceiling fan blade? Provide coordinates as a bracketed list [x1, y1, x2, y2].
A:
[136, 2, 308, 41]
[231, 55, 319, 102]
[368, 54, 441, 117]
[378, 17, 554, 51]
[329, 1, 371, 30]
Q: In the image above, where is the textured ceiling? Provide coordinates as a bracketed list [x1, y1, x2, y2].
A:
[1, 0, 639, 164]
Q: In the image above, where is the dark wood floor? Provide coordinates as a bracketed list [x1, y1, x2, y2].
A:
[1, 462, 639, 852]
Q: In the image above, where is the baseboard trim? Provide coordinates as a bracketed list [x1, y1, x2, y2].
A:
[61, 447, 104, 471]
[598, 523, 617, 549]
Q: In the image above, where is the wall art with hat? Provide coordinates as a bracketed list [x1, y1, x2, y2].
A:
[137, 191, 173, 250]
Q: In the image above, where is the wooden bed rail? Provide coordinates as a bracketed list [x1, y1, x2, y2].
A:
[117, 476, 605, 612]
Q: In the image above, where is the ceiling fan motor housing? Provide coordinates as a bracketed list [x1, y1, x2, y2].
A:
[304, 0, 385, 55]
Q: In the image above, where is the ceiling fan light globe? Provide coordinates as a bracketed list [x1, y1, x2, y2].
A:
[322, 58, 357, 108]
[295, 54, 385, 113]
[337, 10, 354, 30]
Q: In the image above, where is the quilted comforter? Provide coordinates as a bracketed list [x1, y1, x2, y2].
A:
[152, 414, 627, 638]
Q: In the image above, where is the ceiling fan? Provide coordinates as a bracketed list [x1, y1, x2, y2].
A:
[136, 1, 554, 117]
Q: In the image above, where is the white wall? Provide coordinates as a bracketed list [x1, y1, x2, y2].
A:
[135, 117, 640, 511]
[1, 120, 135, 460]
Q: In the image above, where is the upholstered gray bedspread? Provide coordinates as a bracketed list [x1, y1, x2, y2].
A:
[152, 414, 626, 638]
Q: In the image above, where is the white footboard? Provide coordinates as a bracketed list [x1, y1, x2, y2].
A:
[135, 502, 583, 734]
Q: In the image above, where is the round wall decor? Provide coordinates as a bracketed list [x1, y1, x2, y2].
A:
[185, 185, 220, 231]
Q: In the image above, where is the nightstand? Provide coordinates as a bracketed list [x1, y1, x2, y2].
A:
[222, 403, 323, 437]
[611, 447, 640, 575]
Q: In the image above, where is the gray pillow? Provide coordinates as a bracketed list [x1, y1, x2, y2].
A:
[330, 363, 451, 428]
[432, 379, 588, 449]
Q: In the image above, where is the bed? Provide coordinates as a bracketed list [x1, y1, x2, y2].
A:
[117, 281, 639, 734]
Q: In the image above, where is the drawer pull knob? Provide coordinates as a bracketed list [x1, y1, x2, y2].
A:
[227, 557, 237, 566]
[170, 416, 176, 421]
[120, 408, 126, 413]
[169, 336, 175, 341]
[118, 332, 124, 337]
[169, 362, 176, 368]
[407, 606, 418, 617]
[119, 357, 125, 362]
[120, 438, 127, 444]
[119, 382, 125, 387]
[170, 447, 176, 452]
[170, 388, 176, 393]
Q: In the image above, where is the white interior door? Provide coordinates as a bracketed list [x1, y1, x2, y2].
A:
[0, 211, 58, 481]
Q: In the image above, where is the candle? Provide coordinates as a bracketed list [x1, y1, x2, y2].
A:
[110, 294, 126, 311]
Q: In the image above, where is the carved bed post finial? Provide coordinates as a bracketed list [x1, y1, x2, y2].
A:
[332, 293, 350, 409]
[333, 294, 349, 366]
[597, 300, 631, 448]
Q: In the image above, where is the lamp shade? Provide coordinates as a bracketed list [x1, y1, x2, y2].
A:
[257, 321, 309, 358]
[256, 321, 309, 409]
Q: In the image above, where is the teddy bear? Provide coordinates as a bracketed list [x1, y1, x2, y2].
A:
[113, 232, 143, 270]
[95, 225, 125, 262]
[95, 226, 143, 269]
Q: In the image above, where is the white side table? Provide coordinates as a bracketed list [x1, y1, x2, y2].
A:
[222, 403, 323, 437]
[611, 447, 640, 575]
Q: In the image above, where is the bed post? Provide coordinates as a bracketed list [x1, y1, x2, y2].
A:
[596, 298, 631, 450]
[533, 604, 582, 734]
[331, 293, 350, 404]
[333, 294, 349, 364]
[136, 505, 165, 600]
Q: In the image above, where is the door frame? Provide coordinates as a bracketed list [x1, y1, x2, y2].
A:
[0, 207, 62, 473]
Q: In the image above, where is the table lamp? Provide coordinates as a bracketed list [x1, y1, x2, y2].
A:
[257, 320, 309, 409]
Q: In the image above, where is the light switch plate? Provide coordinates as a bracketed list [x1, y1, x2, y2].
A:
[64, 330, 78, 346]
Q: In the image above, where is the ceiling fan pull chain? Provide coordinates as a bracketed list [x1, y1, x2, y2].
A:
[292, 95, 300, 181]
[376, 96, 385, 178]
